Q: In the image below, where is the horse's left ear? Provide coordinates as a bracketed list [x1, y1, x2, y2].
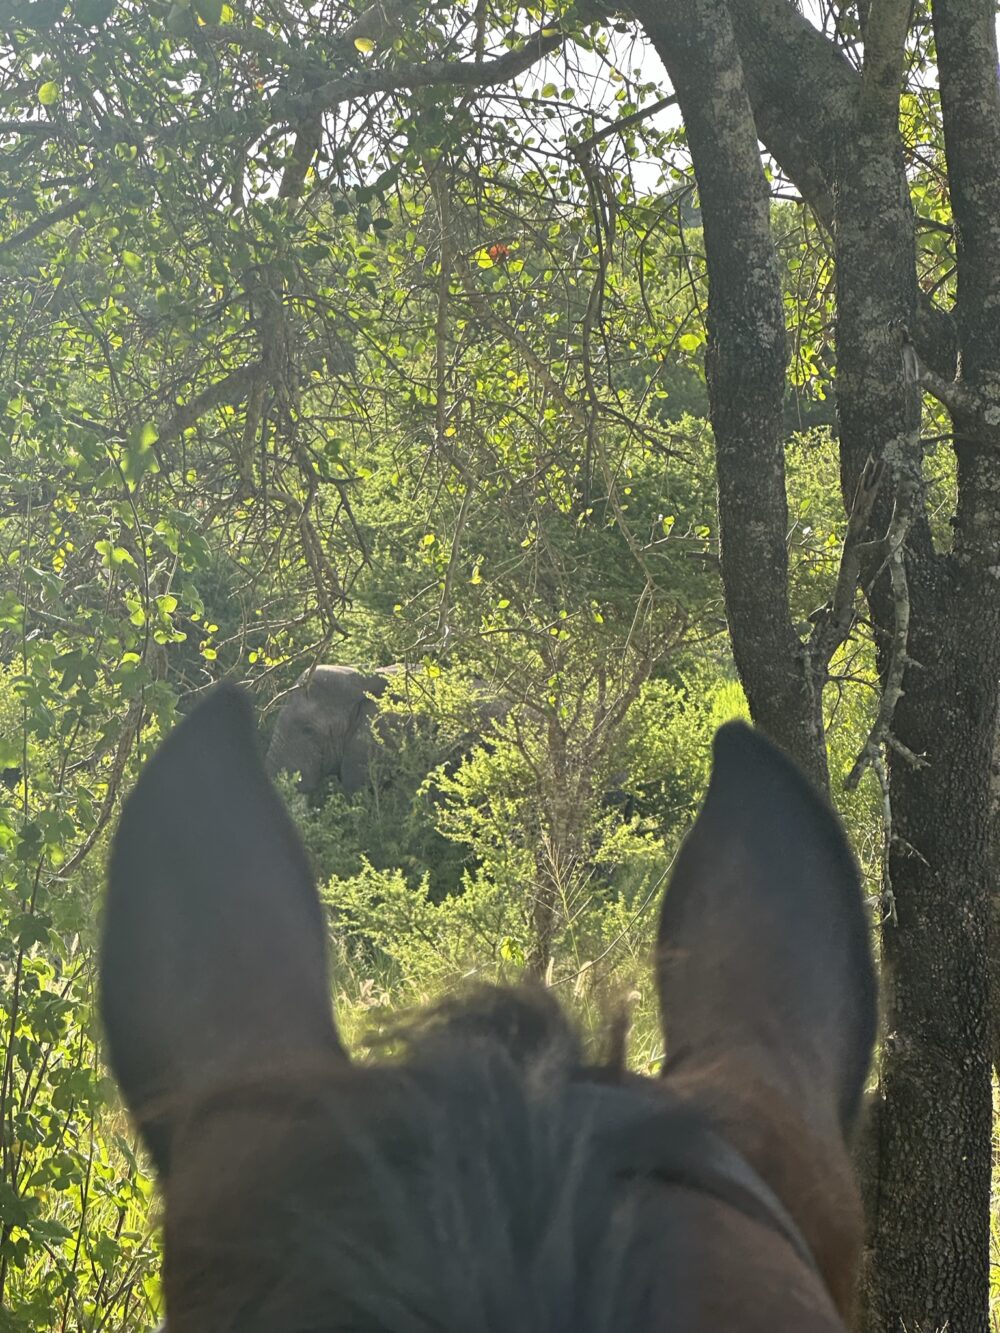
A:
[100, 685, 345, 1176]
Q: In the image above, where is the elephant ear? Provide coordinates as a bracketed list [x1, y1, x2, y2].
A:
[101, 685, 345, 1175]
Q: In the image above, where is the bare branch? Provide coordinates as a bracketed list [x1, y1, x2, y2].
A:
[0, 188, 99, 256]
[201, 23, 325, 72]
[341, 0, 426, 45]
[571, 93, 678, 156]
[156, 363, 261, 448]
[0, 119, 62, 137]
[916, 359, 979, 418]
[211, 0, 431, 200]
[278, 113, 322, 199]
[844, 491, 922, 789]
[809, 453, 885, 671]
[846, 428, 926, 790]
[61, 702, 145, 877]
[422, 154, 478, 647]
[270, 30, 563, 123]
[887, 319, 979, 417]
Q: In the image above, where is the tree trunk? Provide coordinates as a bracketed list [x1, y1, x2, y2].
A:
[933, 0, 1000, 1163]
[852, 0, 1000, 1323]
[990, 716, 1000, 1084]
[633, 0, 826, 789]
[864, 567, 998, 1332]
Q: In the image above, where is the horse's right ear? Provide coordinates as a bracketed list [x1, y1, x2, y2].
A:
[657, 722, 876, 1140]
[100, 685, 345, 1175]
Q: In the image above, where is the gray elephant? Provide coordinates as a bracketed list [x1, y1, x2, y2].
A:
[264, 665, 507, 798]
[265, 665, 403, 796]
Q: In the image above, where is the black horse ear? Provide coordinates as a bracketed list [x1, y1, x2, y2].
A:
[657, 722, 876, 1139]
[100, 685, 345, 1175]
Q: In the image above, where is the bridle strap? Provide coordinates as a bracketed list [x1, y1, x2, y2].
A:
[649, 1123, 820, 1275]
[568, 1081, 821, 1279]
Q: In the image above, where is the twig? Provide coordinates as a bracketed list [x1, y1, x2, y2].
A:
[270, 30, 563, 124]
[0, 188, 99, 256]
[846, 325, 929, 790]
[808, 453, 884, 671]
[570, 93, 678, 156]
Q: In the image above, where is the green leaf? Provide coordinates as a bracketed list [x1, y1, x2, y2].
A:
[124, 421, 159, 484]
[94, 540, 136, 570]
[37, 82, 59, 107]
[354, 36, 375, 52]
[13, 911, 52, 950]
[500, 936, 525, 965]
[0, 1179, 33, 1228]
[541, 83, 557, 99]
[678, 333, 702, 352]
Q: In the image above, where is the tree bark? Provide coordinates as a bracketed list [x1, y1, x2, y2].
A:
[857, 0, 1000, 1325]
[990, 716, 1000, 1082]
[633, 0, 826, 788]
[869, 569, 997, 1332]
